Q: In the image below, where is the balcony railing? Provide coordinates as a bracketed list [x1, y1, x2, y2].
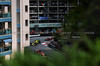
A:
[49, 16, 57, 19]
[0, 13, 11, 18]
[39, 17, 48, 20]
[0, 18, 11, 22]
[39, 3, 48, 6]
[30, 3, 38, 6]
[0, 34, 12, 40]
[30, 10, 38, 13]
[49, 10, 57, 12]
[0, 29, 11, 35]
[0, 0, 11, 5]
[0, 0, 11, 2]
[51, 2, 57, 6]
[0, 50, 12, 56]
[30, 15, 38, 19]
[59, 1, 67, 6]
[0, 46, 11, 53]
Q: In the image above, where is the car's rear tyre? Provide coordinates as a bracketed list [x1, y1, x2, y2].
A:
[39, 41, 41, 43]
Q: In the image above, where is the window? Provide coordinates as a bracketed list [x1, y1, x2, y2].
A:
[25, 20, 28, 26]
[0, 40, 3, 48]
[0, 23, 3, 30]
[25, 5, 28, 12]
[25, 34, 28, 40]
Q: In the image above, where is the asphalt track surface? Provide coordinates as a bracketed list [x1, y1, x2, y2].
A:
[25, 36, 60, 57]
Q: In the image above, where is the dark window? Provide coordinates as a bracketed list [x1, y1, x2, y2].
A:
[26, 34, 28, 40]
[0, 40, 3, 47]
[0, 23, 3, 30]
[25, 20, 28, 26]
[25, 5, 28, 12]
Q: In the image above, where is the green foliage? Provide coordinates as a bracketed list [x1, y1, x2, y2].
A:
[0, 37, 100, 66]
[0, 0, 100, 66]
[82, 0, 100, 39]
[63, 37, 100, 66]
[61, 0, 100, 41]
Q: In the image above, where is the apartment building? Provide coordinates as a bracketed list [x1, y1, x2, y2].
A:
[29, 0, 75, 33]
[0, 0, 79, 60]
[0, 0, 30, 60]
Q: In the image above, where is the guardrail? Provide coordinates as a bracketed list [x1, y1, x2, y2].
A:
[30, 31, 61, 35]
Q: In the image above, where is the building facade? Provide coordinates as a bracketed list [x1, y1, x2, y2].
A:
[29, 0, 75, 34]
[0, 0, 30, 60]
[0, 0, 79, 60]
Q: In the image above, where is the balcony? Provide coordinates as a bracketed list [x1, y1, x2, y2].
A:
[49, 7, 57, 13]
[0, 29, 11, 35]
[51, 2, 57, 6]
[3, 38, 12, 43]
[30, 10, 38, 14]
[59, 1, 67, 6]
[59, 14, 64, 18]
[39, 17, 48, 20]
[0, 0, 11, 1]
[0, 38, 12, 57]
[0, 12, 11, 22]
[0, 18, 11, 22]
[49, 15, 57, 19]
[39, 8, 48, 14]
[0, 0, 11, 5]
[0, 13, 11, 17]
[30, 23, 62, 28]
[59, 10, 68, 14]
[30, 15, 38, 19]
[49, 10, 57, 12]
[0, 34, 12, 39]
[30, 1, 38, 6]
[39, 1, 48, 6]
[0, 50, 12, 56]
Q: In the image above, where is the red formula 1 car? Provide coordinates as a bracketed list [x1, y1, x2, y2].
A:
[50, 37, 54, 40]
[45, 38, 51, 41]
[35, 50, 46, 57]
[45, 37, 54, 41]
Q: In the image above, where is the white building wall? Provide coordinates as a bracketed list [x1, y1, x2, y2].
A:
[20, 0, 30, 53]
[5, 55, 10, 60]
[17, 0, 20, 9]
[11, 0, 30, 57]
[11, 0, 17, 57]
